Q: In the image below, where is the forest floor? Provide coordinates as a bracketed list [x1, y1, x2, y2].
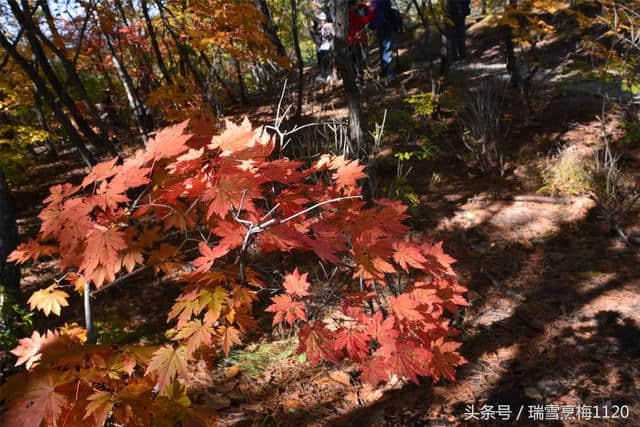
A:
[6, 14, 640, 427]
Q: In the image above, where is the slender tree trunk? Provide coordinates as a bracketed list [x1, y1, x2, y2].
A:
[141, 0, 173, 85]
[504, 1, 520, 87]
[482, 0, 487, 15]
[290, 0, 305, 117]
[335, 0, 366, 153]
[32, 88, 57, 158]
[113, 0, 155, 96]
[0, 166, 20, 297]
[253, 0, 288, 58]
[233, 57, 248, 105]
[413, 0, 430, 35]
[104, 32, 149, 144]
[431, 0, 450, 80]
[84, 282, 95, 343]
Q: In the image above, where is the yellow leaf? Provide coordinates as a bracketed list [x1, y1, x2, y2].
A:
[66, 273, 86, 294]
[145, 345, 189, 395]
[28, 284, 70, 316]
[59, 323, 87, 343]
[225, 365, 241, 378]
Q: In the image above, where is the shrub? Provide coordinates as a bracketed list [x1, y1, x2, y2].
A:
[539, 147, 592, 196]
[1, 118, 468, 426]
[458, 78, 508, 174]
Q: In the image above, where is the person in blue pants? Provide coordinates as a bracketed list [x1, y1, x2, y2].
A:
[447, 0, 471, 61]
[370, 0, 395, 79]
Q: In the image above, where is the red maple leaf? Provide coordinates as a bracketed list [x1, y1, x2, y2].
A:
[11, 330, 46, 369]
[110, 163, 152, 190]
[208, 117, 273, 158]
[218, 325, 242, 355]
[193, 242, 232, 273]
[202, 173, 263, 219]
[385, 341, 432, 383]
[297, 323, 340, 365]
[334, 327, 370, 361]
[389, 294, 424, 322]
[211, 219, 244, 252]
[258, 159, 305, 184]
[145, 345, 189, 395]
[359, 355, 389, 385]
[93, 180, 129, 211]
[352, 237, 396, 280]
[422, 241, 457, 276]
[282, 268, 310, 297]
[265, 294, 306, 326]
[392, 241, 427, 271]
[364, 311, 399, 345]
[258, 223, 308, 253]
[2, 374, 68, 427]
[428, 338, 467, 382]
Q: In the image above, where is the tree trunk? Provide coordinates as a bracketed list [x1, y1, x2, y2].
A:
[481, 0, 487, 15]
[104, 32, 149, 144]
[253, 0, 288, 58]
[290, 0, 305, 117]
[32, 88, 57, 158]
[335, 0, 366, 154]
[141, 0, 173, 85]
[504, 1, 521, 88]
[432, 0, 450, 80]
[0, 166, 20, 297]
[233, 56, 248, 105]
[412, 0, 430, 36]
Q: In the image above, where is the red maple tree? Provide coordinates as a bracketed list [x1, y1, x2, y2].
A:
[2, 117, 468, 425]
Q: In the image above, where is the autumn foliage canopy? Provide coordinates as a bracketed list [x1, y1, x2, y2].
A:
[2, 118, 467, 426]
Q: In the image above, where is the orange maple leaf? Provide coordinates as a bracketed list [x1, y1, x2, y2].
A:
[79, 225, 127, 287]
[82, 157, 120, 188]
[7, 239, 57, 264]
[392, 241, 427, 271]
[265, 294, 306, 326]
[282, 268, 310, 297]
[389, 294, 424, 322]
[332, 156, 367, 189]
[217, 325, 242, 355]
[144, 120, 192, 162]
[145, 345, 189, 395]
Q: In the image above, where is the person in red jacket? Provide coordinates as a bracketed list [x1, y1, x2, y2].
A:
[348, 0, 372, 87]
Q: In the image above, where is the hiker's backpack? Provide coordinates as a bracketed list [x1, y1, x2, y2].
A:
[388, 7, 403, 33]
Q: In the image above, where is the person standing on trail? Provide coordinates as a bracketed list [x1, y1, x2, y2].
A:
[348, 0, 373, 88]
[313, 12, 335, 82]
[370, 0, 396, 79]
[446, 0, 471, 61]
